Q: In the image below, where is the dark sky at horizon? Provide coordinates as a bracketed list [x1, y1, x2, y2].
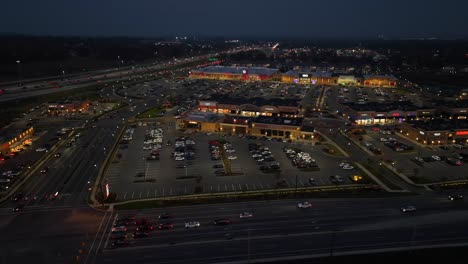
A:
[2, 0, 467, 38]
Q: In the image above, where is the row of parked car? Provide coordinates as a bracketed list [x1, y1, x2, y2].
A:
[283, 147, 319, 169]
[172, 137, 196, 161]
[249, 143, 280, 172]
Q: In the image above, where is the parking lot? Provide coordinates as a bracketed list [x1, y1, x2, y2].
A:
[352, 126, 468, 184]
[106, 121, 367, 201]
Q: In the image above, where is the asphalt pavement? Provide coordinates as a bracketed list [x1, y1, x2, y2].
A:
[92, 194, 468, 264]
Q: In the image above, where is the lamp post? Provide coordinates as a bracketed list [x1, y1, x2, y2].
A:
[16, 60, 21, 83]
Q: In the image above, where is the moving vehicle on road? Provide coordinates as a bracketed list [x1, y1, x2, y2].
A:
[297, 201, 312, 208]
[213, 219, 230, 225]
[239, 212, 253, 218]
[13, 203, 25, 212]
[448, 194, 464, 201]
[158, 223, 174, 230]
[401, 205, 417, 213]
[133, 231, 150, 238]
[158, 212, 172, 219]
[185, 221, 201, 228]
[111, 239, 128, 248]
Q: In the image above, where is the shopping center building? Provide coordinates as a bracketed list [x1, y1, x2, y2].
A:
[198, 96, 302, 118]
[398, 119, 468, 145]
[177, 112, 316, 140]
[190, 66, 398, 87]
[189, 66, 280, 81]
[0, 126, 34, 156]
[338, 101, 436, 126]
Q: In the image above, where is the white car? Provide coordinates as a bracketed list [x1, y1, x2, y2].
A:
[297, 202, 312, 208]
[401, 205, 417, 213]
[227, 156, 237, 160]
[339, 162, 350, 167]
[380, 138, 388, 142]
[185, 221, 200, 228]
[431, 155, 441, 161]
[174, 156, 185, 161]
[239, 212, 253, 218]
[415, 157, 424, 163]
[35, 148, 47, 152]
[342, 165, 354, 170]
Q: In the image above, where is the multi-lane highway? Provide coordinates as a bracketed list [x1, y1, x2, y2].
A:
[87, 194, 468, 264]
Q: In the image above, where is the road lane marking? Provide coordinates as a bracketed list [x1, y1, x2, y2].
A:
[147, 190, 149, 198]
[238, 184, 242, 190]
[103, 213, 119, 250]
[85, 211, 110, 263]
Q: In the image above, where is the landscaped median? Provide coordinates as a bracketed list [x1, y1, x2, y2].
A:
[111, 184, 383, 210]
[135, 106, 165, 119]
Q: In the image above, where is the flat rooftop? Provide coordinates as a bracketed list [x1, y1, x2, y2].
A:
[181, 111, 223, 123]
[210, 94, 300, 107]
[192, 66, 279, 76]
[363, 74, 397, 80]
[342, 101, 427, 112]
[406, 119, 468, 131]
[253, 116, 304, 127]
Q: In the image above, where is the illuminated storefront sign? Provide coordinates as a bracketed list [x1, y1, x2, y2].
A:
[419, 131, 425, 135]
[434, 133, 441, 136]
[301, 74, 309, 78]
[456, 131, 468, 136]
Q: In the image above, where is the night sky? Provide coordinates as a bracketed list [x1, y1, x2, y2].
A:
[2, 0, 467, 38]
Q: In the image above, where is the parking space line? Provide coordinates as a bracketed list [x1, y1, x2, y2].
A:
[155, 189, 157, 197]
[139, 192, 142, 199]
[238, 184, 242, 190]
[210, 185, 213, 192]
[231, 184, 235, 191]
[260, 183, 264, 189]
[147, 190, 149, 198]
[123, 192, 127, 200]
[217, 185, 220, 192]
[245, 184, 249, 190]
[131, 192, 134, 199]
[184, 186, 187, 194]
[224, 184, 227, 191]
[253, 183, 256, 190]
[299, 179, 305, 186]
